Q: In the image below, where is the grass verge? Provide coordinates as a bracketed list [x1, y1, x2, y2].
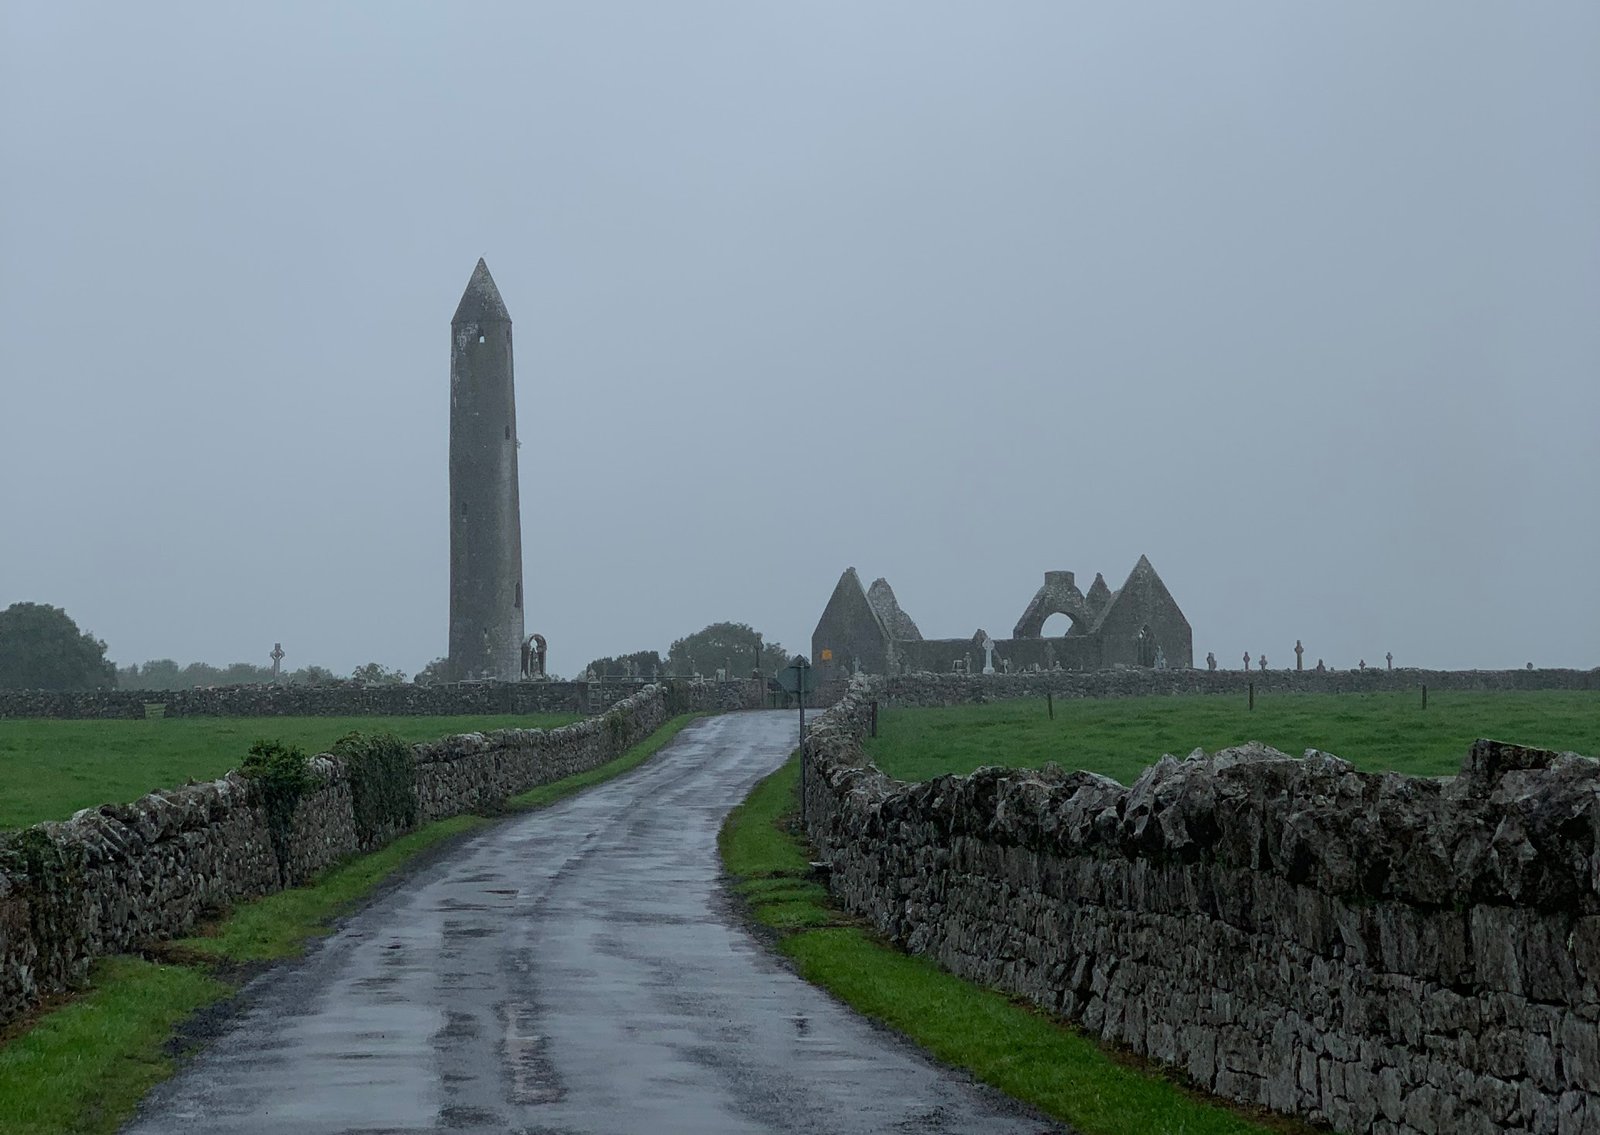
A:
[719, 756, 1311, 1135]
[0, 712, 701, 1135]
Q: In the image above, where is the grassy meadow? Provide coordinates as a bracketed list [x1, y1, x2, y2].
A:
[0, 712, 582, 831]
[864, 690, 1600, 783]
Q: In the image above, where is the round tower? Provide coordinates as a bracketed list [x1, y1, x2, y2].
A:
[448, 258, 525, 681]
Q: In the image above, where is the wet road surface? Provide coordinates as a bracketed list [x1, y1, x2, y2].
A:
[124, 711, 1061, 1135]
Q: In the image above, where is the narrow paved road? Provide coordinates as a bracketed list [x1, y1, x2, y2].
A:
[125, 712, 1060, 1135]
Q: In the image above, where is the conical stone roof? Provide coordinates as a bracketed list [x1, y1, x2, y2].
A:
[453, 258, 512, 324]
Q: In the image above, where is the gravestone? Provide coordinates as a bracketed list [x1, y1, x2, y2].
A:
[270, 643, 285, 683]
[979, 633, 996, 675]
[1295, 640, 1304, 671]
[1206, 651, 1217, 672]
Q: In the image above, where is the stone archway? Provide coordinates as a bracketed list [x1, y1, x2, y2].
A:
[1013, 571, 1094, 638]
[1039, 611, 1084, 638]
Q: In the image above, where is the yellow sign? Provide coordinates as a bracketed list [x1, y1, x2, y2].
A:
[820, 649, 833, 661]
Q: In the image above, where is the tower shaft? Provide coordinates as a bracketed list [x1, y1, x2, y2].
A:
[448, 259, 524, 680]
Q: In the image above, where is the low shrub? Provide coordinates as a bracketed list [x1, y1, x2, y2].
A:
[239, 739, 311, 882]
[329, 731, 418, 848]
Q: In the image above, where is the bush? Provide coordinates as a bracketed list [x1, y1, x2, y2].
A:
[0, 827, 86, 948]
[330, 731, 418, 848]
[240, 739, 312, 881]
[664, 679, 693, 715]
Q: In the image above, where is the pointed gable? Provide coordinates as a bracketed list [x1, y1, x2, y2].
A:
[1094, 555, 1193, 667]
[867, 577, 923, 641]
[811, 567, 892, 678]
[1084, 572, 1113, 620]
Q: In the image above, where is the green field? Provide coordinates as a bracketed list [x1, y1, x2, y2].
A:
[864, 690, 1600, 783]
[0, 713, 582, 831]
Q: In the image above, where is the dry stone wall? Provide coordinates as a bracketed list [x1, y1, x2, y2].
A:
[0, 678, 762, 720]
[0, 680, 758, 1030]
[803, 678, 1600, 1135]
[883, 667, 1598, 707]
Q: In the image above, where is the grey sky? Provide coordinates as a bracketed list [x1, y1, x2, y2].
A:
[2, 2, 1596, 677]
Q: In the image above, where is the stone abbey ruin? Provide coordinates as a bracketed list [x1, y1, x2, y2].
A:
[812, 555, 1193, 683]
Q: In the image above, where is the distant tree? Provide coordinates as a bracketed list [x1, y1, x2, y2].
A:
[218, 661, 276, 685]
[119, 659, 177, 689]
[414, 657, 449, 686]
[0, 602, 118, 690]
[350, 662, 406, 685]
[121, 657, 307, 689]
[665, 623, 785, 678]
[583, 650, 665, 680]
[141, 659, 182, 686]
[287, 665, 341, 686]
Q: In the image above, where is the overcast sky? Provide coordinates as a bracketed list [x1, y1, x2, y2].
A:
[2, 2, 1596, 677]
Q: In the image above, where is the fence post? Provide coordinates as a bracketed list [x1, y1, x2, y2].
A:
[1249, 681, 1255, 711]
[1422, 684, 1428, 710]
[870, 699, 879, 738]
[1047, 690, 1055, 720]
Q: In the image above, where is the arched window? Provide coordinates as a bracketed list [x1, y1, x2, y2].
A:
[1136, 625, 1157, 668]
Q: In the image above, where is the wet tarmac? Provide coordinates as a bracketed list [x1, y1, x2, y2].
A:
[123, 711, 1063, 1135]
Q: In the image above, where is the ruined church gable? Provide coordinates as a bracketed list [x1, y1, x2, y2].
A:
[867, 578, 923, 641]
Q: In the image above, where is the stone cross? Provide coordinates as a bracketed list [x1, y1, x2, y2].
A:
[1258, 655, 1268, 671]
[1242, 651, 1251, 672]
[1295, 640, 1304, 671]
[1206, 651, 1216, 671]
[1154, 646, 1166, 670]
[270, 643, 284, 681]
[1386, 651, 1393, 670]
[980, 633, 996, 675]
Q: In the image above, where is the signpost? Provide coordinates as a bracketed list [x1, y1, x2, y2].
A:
[778, 657, 818, 822]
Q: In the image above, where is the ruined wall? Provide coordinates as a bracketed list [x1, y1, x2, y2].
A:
[0, 680, 759, 1030]
[894, 635, 1103, 675]
[0, 679, 763, 720]
[803, 679, 1600, 1135]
